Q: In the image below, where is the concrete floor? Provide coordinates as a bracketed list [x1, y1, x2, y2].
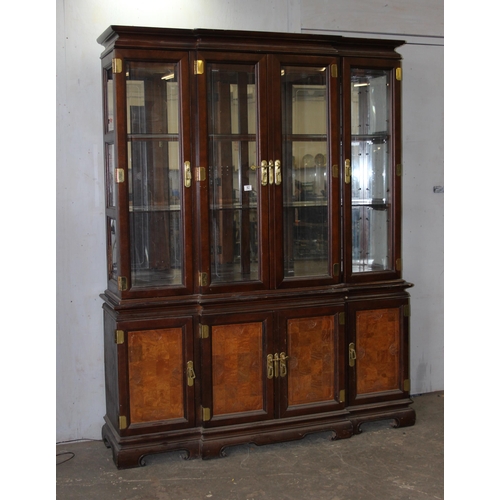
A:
[56, 392, 443, 500]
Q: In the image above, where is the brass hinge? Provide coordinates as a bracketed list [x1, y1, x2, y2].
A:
[339, 312, 345, 326]
[396, 67, 402, 81]
[117, 276, 128, 291]
[333, 263, 340, 277]
[115, 330, 125, 345]
[332, 164, 339, 178]
[403, 304, 411, 317]
[403, 379, 411, 392]
[195, 167, 206, 182]
[199, 272, 208, 287]
[339, 389, 345, 403]
[194, 60, 204, 75]
[112, 58, 123, 74]
[199, 324, 209, 339]
[396, 258, 402, 272]
[118, 415, 127, 430]
[396, 164, 402, 177]
[331, 63, 338, 78]
[115, 168, 125, 183]
[201, 407, 211, 422]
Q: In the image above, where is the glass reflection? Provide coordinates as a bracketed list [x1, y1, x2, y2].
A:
[106, 144, 115, 208]
[208, 64, 259, 283]
[281, 66, 329, 278]
[106, 68, 114, 133]
[351, 68, 392, 272]
[107, 217, 117, 281]
[126, 61, 183, 287]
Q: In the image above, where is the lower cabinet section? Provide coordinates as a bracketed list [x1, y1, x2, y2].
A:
[101, 294, 415, 469]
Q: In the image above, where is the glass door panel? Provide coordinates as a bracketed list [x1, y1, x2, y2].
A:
[126, 61, 183, 287]
[281, 66, 329, 278]
[107, 217, 118, 282]
[208, 63, 259, 283]
[350, 68, 392, 273]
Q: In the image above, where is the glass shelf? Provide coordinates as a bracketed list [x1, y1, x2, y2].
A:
[129, 205, 181, 212]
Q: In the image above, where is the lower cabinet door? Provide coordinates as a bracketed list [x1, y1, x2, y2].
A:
[278, 306, 345, 418]
[116, 316, 196, 435]
[347, 299, 410, 405]
[200, 312, 275, 426]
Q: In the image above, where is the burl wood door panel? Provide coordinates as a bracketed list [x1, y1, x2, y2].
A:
[202, 313, 274, 426]
[287, 316, 336, 405]
[352, 305, 405, 402]
[212, 323, 264, 415]
[279, 308, 344, 418]
[119, 318, 195, 434]
[128, 328, 185, 424]
[212, 323, 264, 416]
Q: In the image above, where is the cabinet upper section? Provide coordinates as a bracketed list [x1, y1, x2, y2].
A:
[98, 26, 404, 59]
[98, 26, 405, 301]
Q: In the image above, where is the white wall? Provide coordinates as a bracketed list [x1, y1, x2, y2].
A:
[56, 0, 444, 442]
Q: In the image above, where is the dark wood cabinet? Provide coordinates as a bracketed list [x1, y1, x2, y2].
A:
[98, 26, 415, 469]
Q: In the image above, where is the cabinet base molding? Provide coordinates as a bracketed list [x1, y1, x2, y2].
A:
[348, 400, 416, 435]
[102, 417, 202, 470]
[102, 402, 414, 469]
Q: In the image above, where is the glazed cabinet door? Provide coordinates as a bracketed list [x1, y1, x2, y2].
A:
[347, 299, 410, 406]
[104, 49, 194, 298]
[199, 312, 275, 427]
[195, 52, 342, 292]
[196, 52, 270, 292]
[277, 306, 345, 418]
[111, 316, 196, 436]
[342, 59, 402, 283]
[269, 55, 342, 289]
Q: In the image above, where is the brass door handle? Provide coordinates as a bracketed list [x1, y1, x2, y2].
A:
[279, 352, 289, 377]
[275, 160, 282, 185]
[345, 159, 351, 184]
[348, 342, 356, 367]
[187, 360, 196, 386]
[267, 353, 289, 378]
[261, 160, 268, 186]
[267, 354, 274, 379]
[184, 161, 192, 188]
[273, 352, 280, 378]
[260, 160, 281, 186]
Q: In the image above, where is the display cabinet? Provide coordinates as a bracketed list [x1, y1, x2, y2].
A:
[98, 26, 415, 469]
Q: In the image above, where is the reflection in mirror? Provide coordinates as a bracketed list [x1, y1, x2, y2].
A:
[106, 68, 114, 133]
[106, 144, 115, 208]
[107, 217, 117, 281]
[351, 68, 392, 272]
